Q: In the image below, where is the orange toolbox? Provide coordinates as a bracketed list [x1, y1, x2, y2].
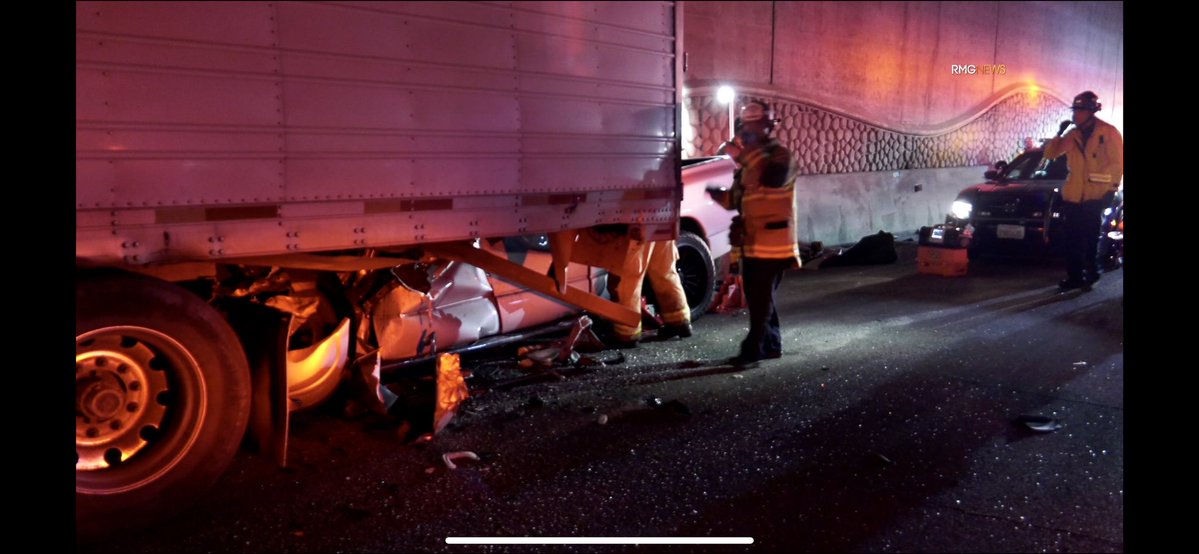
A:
[917, 245, 968, 276]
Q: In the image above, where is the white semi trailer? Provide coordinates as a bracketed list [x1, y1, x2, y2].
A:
[76, 1, 683, 537]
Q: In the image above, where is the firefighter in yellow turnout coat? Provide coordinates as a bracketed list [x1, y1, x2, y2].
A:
[1042, 91, 1124, 291]
[710, 100, 800, 365]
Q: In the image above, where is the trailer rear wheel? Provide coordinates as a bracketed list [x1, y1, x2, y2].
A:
[76, 272, 250, 541]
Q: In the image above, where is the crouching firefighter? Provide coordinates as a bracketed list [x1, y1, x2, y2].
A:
[570, 225, 691, 348]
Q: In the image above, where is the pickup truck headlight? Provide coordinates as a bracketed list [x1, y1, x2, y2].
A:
[950, 200, 973, 220]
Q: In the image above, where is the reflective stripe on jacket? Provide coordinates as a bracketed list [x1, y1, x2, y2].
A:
[734, 139, 801, 263]
[1042, 118, 1124, 203]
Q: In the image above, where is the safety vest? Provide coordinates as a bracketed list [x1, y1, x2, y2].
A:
[736, 141, 801, 262]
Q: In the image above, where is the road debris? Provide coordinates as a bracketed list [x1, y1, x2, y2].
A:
[519, 316, 595, 367]
[577, 355, 603, 367]
[433, 353, 469, 434]
[1015, 415, 1063, 433]
[517, 345, 541, 357]
[413, 433, 435, 443]
[359, 351, 399, 415]
[442, 451, 480, 470]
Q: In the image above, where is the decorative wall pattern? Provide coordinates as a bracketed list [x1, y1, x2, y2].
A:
[684, 90, 1065, 173]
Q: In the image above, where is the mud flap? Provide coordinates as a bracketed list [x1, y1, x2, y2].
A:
[223, 299, 292, 467]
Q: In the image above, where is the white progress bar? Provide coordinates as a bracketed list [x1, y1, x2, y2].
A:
[447, 537, 753, 545]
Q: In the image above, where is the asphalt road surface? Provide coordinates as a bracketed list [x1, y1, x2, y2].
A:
[79, 242, 1124, 553]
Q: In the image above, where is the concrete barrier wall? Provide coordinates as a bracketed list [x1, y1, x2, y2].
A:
[684, 1, 1123, 132]
[681, 1, 1122, 244]
[796, 166, 988, 246]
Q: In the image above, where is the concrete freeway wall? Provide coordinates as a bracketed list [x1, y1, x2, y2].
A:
[681, 1, 1123, 245]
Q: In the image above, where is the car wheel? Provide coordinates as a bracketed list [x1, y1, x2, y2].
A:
[76, 271, 251, 541]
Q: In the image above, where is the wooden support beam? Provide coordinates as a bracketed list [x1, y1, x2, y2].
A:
[425, 241, 639, 328]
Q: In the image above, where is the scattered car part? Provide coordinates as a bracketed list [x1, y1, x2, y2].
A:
[286, 318, 352, 410]
[433, 354, 470, 435]
[1016, 415, 1063, 433]
[523, 316, 594, 366]
[358, 352, 399, 416]
[442, 451, 480, 470]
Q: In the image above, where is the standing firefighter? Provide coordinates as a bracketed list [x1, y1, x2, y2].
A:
[1042, 91, 1124, 291]
[708, 100, 800, 365]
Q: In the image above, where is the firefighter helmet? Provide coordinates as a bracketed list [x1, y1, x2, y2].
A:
[738, 100, 777, 130]
[738, 100, 776, 125]
[1071, 91, 1101, 112]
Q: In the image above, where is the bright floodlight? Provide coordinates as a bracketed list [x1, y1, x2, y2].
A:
[716, 86, 735, 104]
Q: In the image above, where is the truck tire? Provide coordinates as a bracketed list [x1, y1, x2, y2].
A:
[674, 231, 716, 320]
[76, 271, 251, 541]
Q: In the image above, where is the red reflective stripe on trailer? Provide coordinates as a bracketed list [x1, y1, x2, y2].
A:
[364, 199, 454, 214]
[155, 205, 278, 224]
